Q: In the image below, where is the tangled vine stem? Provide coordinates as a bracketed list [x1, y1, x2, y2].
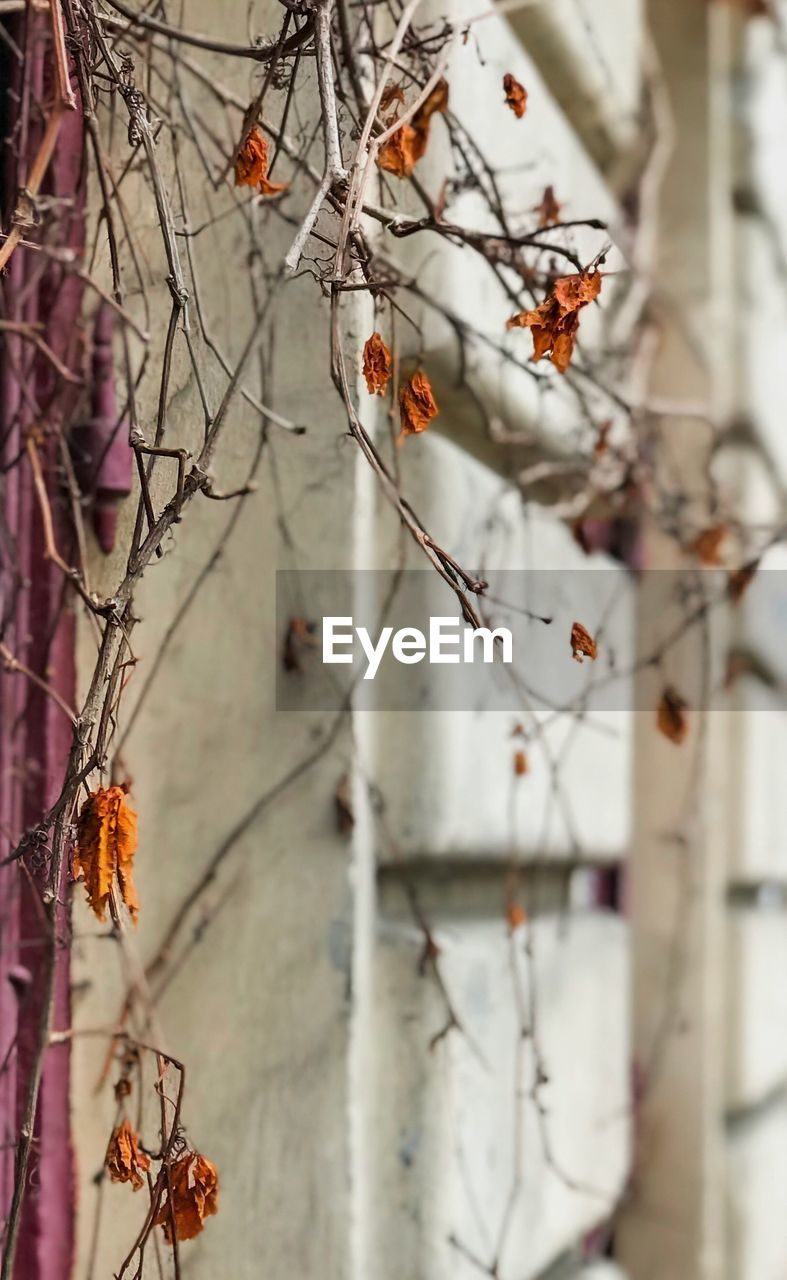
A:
[0, 0, 778, 1272]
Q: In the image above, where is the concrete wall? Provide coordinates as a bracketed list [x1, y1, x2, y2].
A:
[70, 0, 637, 1267]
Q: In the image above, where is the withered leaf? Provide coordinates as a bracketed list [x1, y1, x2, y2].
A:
[334, 774, 355, 836]
[379, 81, 406, 113]
[570, 621, 597, 664]
[74, 786, 139, 924]
[282, 616, 317, 673]
[413, 78, 449, 131]
[506, 901, 527, 930]
[503, 73, 527, 119]
[234, 126, 288, 196]
[513, 749, 529, 777]
[377, 125, 420, 178]
[689, 525, 727, 565]
[657, 685, 689, 745]
[377, 79, 449, 178]
[155, 1152, 219, 1245]
[507, 270, 602, 373]
[106, 1119, 150, 1191]
[552, 272, 602, 312]
[728, 559, 759, 603]
[362, 332, 392, 396]
[535, 184, 562, 227]
[399, 370, 438, 439]
[594, 419, 612, 456]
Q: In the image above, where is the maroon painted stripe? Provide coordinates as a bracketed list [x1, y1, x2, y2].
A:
[1, 10, 84, 1275]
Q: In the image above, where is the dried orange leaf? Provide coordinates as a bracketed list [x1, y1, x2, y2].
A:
[378, 125, 420, 177]
[513, 749, 529, 777]
[535, 184, 562, 227]
[334, 773, 355, 835]
[507, 901, 527, 930]
[234, 126, 269, 187]
[377, 80, 449, 178]
[74, 786, 139, 924]
[508, 269, 602, 373]
[362, 332, 392, 396]
[553, 271, 602, 311]
[689, 525, 727, 565]
[106, 1119, 150, 1191]
[282, 616, 317, 672]
[413, 78, 449, 131]
[155, 1152, 219, 1245]
[399, 370, 438, 439]
[234, 126, 287, 196]
[503, 73, 527, 118]
[657, 686, 688, 745]
[594, 419, 612, 456]
[728, 559, 759, 603]
[380, 81, 406, 113]
[570, 621, 597, 664]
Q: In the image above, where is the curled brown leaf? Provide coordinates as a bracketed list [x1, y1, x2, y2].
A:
[155, 1151, 219, 1244]
[728, 559, 759, 603]
[535, 184, 562, 226]
[106, 1119, 150, 1191]
[73, 785, 139, 924]
[506, 901, 527, 930]
[334, 773, 355, 835]
[503, 73, 527, 118]
[362, 332, 392, 396]
[377, 80, 449, 178]
[234, 126, 287, 196]
[657, 686, 689, 745]
[282, 616, 317, 673]
[399, 370, 438, 439]
[508, 269, 602, 373]
[379, 81, 406, 113]
[689, 525, 727, 565]
[570, 621, 597, 664]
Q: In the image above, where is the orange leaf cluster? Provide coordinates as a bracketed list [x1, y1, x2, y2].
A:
[657, 686, 688, 745]
[234, 127, 287, 196]
[503, 73, 527, 118]
[507, 269, 602, 374]
[106, 1119, 150, 1191]
[74, 786, 139, 924]
[155, 1152, 219, 1245]
[377, 80, 449, 178]
[535, 184, 562, 226]
[570, 621, 597, 664]
[362, 332, 392, 396]
[399, 370, 438, 439]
